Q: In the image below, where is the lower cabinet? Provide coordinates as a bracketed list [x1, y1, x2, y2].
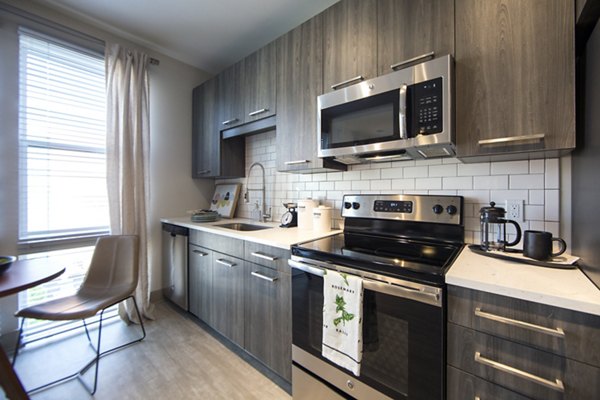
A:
[188, 244, 213, 325]
[244, 262, 292, 381]
[212, 251, 245, 347]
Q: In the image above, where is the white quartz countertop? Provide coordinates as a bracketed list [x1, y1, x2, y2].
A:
[447, 246, 600, 316]
[160, 216, 341, 250]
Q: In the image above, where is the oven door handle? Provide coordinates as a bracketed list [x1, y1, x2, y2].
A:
[289, 259, 441, 307]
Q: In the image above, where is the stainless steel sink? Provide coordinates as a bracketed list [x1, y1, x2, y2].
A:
[214, 222, 272, 231]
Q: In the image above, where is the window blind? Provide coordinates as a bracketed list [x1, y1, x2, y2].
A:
[18, 29, 109, 244]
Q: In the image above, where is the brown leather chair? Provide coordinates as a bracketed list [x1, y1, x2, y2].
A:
[12, 235, 146, 395]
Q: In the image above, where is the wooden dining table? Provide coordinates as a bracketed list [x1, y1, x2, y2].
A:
[0, 258, 65, 400]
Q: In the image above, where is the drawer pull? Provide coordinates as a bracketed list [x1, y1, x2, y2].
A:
[251, 271, 278, 282]
[192, 250, 209, 257]
[390, 51, 435, 70]
[221, 118, 239, 126]
[474, 308, 565, 338]
[331, 75, 364, 90]
[284, 160, 310, 165]
[478, 133, 545, 146]
[250, 251, 278, 261]
[474, 352, 564, 392]
[216, 259, 236, 268]
[196, 169, 211, 175]
[248, 108, 269, 117]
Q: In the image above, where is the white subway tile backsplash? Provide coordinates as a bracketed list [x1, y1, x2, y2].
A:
[545, 158, 560, 189]
[545, 222, 560, 236]
[474, 175, 509, 190]
[220, 130, 562, 244]
[491, 160, 529, 175]
[509, 174, 544, 189]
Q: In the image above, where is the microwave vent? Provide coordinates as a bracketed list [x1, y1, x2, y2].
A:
[416, 147, 454, 159]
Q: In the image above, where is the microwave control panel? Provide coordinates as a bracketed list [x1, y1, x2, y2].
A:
[413, 77, 443, 135]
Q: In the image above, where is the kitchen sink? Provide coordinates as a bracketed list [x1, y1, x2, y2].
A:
[214, 222, 272, 232]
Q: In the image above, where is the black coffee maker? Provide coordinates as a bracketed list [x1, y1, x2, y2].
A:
[480, 202, 522, 251]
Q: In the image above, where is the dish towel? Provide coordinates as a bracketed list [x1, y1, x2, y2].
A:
[322, 269, 364, 376]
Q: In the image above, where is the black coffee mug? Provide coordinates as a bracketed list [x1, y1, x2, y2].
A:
[523, 230, 567, 260]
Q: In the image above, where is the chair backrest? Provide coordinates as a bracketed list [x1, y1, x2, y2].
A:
[78, 235, 139, 297]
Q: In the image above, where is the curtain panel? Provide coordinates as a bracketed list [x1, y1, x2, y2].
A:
[105, 43, 154, 322]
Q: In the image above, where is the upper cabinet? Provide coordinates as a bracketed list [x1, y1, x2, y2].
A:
[218, 60, 245, 130]
[244, 41, 277, 123]
[455, 0, 575, 160]
[377, 0, 454, 76]
[276, 15, 346, 173]
[322, 0, 377, 93]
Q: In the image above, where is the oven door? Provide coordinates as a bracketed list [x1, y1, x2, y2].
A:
[290, 258, 445, 400]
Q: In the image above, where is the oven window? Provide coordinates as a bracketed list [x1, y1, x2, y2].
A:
[321, 90, 400, 149]
[292, 269, 443, 399]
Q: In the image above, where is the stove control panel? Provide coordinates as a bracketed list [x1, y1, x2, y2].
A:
[342, 194, 463, 225]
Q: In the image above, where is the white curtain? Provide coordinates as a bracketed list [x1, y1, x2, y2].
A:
[105, 43, 154, 322]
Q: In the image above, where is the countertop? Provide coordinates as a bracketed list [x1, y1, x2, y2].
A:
[447, 246, 600, 316]
[160, 216, 341, 250]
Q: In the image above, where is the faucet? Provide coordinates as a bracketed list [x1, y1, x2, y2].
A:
[244, 162, 271, 222]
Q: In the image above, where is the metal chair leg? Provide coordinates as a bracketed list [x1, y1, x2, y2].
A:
[11, 319, 25, 367]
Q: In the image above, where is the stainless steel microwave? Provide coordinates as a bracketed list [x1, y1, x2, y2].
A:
[317, 55, 454, 164]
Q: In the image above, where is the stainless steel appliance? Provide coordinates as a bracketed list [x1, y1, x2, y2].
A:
[161, 223, 189, 310]
[317, 54, 454, 164]
[289, 194, 464, 399]
[479, 202, 522, 252]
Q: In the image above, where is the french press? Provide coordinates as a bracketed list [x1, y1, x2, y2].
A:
[479, 202, 522, 251]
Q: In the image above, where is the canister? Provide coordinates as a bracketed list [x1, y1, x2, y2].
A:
[312, 206, 332, 232]
[297, 199, 318, 230]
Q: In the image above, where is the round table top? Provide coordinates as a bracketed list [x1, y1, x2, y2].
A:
[0, 257, 65, 297]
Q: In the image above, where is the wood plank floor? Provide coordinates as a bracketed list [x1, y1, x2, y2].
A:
[4, 301, 291, 400]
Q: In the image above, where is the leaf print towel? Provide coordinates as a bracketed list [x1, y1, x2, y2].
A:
[322, 269, 363, 376]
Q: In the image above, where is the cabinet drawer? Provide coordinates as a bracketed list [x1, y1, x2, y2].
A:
[244, 242, 291, 273]
[448, 323, 600, 400]
[447, 365, 530, 400]
[189, 230, 244, 259]
[448, 285, 600, 367]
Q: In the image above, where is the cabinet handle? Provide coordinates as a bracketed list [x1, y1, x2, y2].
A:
[248, 108, 269, 117]
[284, 160, 310, 165]
[251, 271, 278, 282]
[399, 84, 408, 139]
[192, 250, 209, 257]
[478, 133, 545, 146]
[474, 308, 565, 338]
[390, 51, 435, 70]
[197, 169, 211, 175]
[250, 251, 278, 261]
[221, 118, 239, 126]
[331, 75, 364, 90]
[216, 259, 236, 268]
[474, 352, 564, 392]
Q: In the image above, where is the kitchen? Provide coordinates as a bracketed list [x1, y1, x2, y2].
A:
[1, 0, 600, 399]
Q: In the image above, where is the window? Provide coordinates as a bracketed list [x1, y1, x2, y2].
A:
[18, 28, 109, 245]
[17, 29, 110, 334]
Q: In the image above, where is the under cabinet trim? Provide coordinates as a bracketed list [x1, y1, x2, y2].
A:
[474, 307, 565, 338]
[474, 352, 565, 392]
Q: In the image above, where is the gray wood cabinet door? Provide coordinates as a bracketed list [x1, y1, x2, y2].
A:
[244, 41, 277, 123]
[276, 15, 346, 173]
[211, 251, 245, 347]
[455, 0, 575, 160]
[218, 60, 245, 129]
[376, 0, 454, 76]
[192, 80, 219, 178]
[244, 262, 292, 381]
[323, 0, 377, 93]
[188, 244, 213, 325]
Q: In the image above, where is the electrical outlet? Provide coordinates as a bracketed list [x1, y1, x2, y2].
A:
[505, 200, 524, 222]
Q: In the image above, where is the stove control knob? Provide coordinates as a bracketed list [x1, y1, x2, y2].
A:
[446, 205, 458, 215]
[344, 202, 352, 209]
[352, 202, 360, 210]
[432, 204, 443, 214]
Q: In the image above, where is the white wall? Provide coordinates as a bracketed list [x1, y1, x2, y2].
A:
[220, 131, 571, 247]
[0, 0, 213, 339]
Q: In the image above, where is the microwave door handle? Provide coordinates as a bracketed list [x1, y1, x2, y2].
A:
[399, 84, 408, 139]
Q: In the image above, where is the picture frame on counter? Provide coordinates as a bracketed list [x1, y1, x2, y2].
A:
[210, 183, 241, 218]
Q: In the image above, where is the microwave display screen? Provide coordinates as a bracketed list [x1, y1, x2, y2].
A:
[321, 90, 400, 148]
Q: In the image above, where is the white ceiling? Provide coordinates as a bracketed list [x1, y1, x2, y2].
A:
[37, 0, 339, 74]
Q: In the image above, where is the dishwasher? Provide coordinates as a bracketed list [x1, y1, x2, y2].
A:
[162, 223, 189, 310]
